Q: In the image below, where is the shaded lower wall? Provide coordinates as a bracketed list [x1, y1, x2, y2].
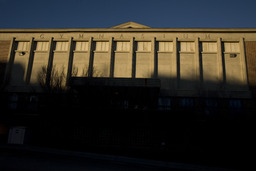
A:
[30, 111, 255, 169]
[0, 90, 255, 169]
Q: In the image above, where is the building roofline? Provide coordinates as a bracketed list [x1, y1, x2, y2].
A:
[111, 21, 151, 29]
[1, 28, 256, 33]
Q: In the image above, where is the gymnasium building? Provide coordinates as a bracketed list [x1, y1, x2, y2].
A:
[0, 22, 255, 166]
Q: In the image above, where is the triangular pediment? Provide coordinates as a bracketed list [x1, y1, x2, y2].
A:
[111, 21, 151, 29]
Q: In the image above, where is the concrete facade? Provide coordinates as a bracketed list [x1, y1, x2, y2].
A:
[0, 22, 255, 98]
[1, 23, 256, 165]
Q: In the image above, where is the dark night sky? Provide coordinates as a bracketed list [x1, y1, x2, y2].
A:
[0, 0, 256, 29]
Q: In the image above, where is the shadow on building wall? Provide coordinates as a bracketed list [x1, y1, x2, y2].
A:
[0, 62, 255, 170]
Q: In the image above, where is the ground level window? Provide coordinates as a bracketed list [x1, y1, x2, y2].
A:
[229, 99, 242, 115]
[8, 94, 18, 110]
[204, 99, 218, 115]
[110, 99, 129, 109]
[27, 95, 39, 111]
[158, 97, 171, 111]
[180, 98, 194, 107]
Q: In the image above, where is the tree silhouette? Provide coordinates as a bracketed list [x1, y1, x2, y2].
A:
[37, 65, 67, 93]
[37, 65, 104, 93]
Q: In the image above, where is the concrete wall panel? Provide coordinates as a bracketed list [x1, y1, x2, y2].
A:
[179, 53, 196, 90]
[72, 52, 89, 77]
[30, 52, 49, 84]
[114, 52, 132, 78]
[93, 52, 110, 77]
[201, 54, 219, 89]
[135, 52, 152, 78]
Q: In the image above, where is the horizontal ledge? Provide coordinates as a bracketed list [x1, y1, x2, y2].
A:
[92, 39, 110, 42]
[15, 50, 29, 52]
[70, 77, 161, 88]
[221, 40, 240, 42]
[114, 51, 130, 53]
[223, 52, 240, 54]
[135, 39, 152, 42]
[136, 51, 151, 53]
[14, 39, 30, 42]
[53, 50, 67, 53]
[200, 52, 217, 54]
[3, 28, 256, 33]
[179, 51, 195, 54]
[53, 39, 69, 42]
[73, 50, 89, 53]
[199, 39, 218, 42]
[156, 39, 174, 42]
[93, 51, 109, 53]
[72, 39, 90, 42]
[113, 39, 131, 42]
[34, 50, 48, 53]
[34, 39, 51, 42]
[177, 39, 196, 42]
[157, 51, 173, 53]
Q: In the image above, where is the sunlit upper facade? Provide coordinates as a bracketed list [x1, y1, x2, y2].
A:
[1, 22, 255, 99]
[2, 22, 256, 163]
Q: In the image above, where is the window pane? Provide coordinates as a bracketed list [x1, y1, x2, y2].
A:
[158, 97, 171, 110]
[75, 42, 88, 51]
[17, 42, 29, 51]
[95, 42, 109, 51]
[55, 42, 68, 51]
[36, 42, 49, 51]
[180, 42, 195, 52]
[116, 42, 130, 51]
[181, 98, 194, 107]
[229, 99, 242, 115]
[137, 42, 151, 51]
[202, 42, 217, 52]
[224, 42, 240, 52]
[158, 42, 173, 52]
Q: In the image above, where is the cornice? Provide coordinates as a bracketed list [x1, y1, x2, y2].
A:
[1, 28, 256, 33]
